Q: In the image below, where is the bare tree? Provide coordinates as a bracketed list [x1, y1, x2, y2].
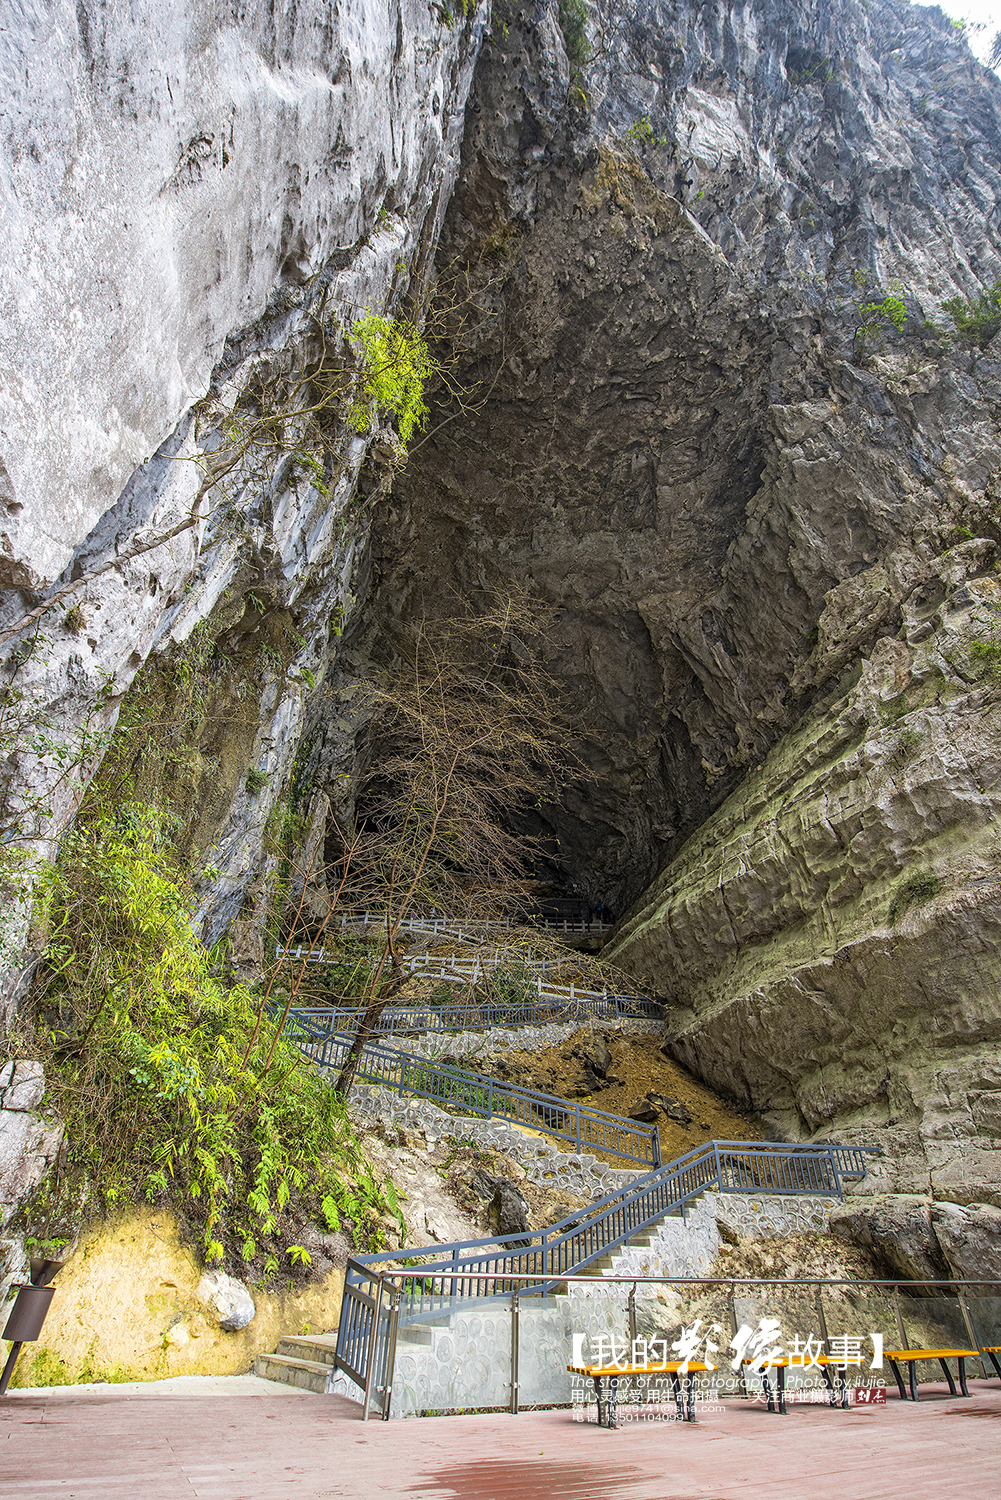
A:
[330, 590, 576, 1095]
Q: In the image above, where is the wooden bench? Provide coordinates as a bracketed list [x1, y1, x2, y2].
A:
[567, 1360, 716, 1427]
[883, 1347, 978, 1401]
[980, 1346, 1001, 1380]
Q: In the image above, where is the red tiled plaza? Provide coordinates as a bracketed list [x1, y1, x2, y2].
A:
[2, 1375, 999, 1499]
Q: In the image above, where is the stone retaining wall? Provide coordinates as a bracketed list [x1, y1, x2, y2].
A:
[349, 1082, 643, 1200]
[402, 1017, 661, 1066]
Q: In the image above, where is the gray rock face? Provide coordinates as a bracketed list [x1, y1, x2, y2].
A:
[196, 1268, 256, 1331]
[0, 0, 486, 1001]
[831, 1194, 1001, 1283]
[0, 0, 481, 592]
[609, 543, 1001, 1200]
[0, 1061, 62, 1228]
[355, 0, 1001, 1198]
[364, 0, 1001, 911]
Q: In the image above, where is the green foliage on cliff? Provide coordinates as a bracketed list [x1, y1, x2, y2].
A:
[853, 272, 907, 360]
[23, 800, 399, 1275]
[887, 871, 942, 927]
[558, 0, 590, 70]
[349, 312, 435, 449]
[942, 279, 1001, 348]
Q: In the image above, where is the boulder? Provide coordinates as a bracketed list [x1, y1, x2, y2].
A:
[196, 1269, 256, 1332]
[570, 1065, 605, 1097]
[648, 1094, 692, 1126]
[0, 1059, 62, 1228]
[577, 1038, 612, 1078]
[627, 1092, 692, 1126]
[1, 1060, 45, 1112]
[470, 1169, 531, 1244]
[830, 1195, 950, 1283]
[929, 1201, 1001, 1282]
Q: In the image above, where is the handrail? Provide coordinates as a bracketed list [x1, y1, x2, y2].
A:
[278, 991, 662, 1035]
[277, 948, 657, 1008]
[280, 1009, 661, 1168]
[334, 1138, 876, 1400]
[276, 911, 614, 943]
[278, 945, 632, 990]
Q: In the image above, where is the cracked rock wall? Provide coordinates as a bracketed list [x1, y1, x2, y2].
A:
[360, 0, 1001, 1201]
[0, 0, 486, 1002]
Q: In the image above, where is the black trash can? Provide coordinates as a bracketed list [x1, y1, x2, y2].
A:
[3, 1284, 56, 1342]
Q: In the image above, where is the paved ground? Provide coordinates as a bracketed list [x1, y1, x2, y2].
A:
[1, 1375, 999, 1498]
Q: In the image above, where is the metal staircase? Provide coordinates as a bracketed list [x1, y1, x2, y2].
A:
[281, 1009, 662, 1167]
[331, 1139, 874, 1415]
[259, 924, 875, 1412]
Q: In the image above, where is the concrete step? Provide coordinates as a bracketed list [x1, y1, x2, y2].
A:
[398, 1326, 435, 1346]
[254, 1352, 334, 1394]
[276, 1334, 338, 1365]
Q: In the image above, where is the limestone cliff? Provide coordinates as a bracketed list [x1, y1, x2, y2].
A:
[358, 0, 1001, 1202]
[0, 0, 485, 999]
[3, 0, 1001, 1228]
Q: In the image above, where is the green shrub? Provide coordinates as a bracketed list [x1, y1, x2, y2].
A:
[940, 525, 974, 552]
[942, 279, 1001, 348]
[349, 312, 435, 449]
[558, 0, 590, 72]
[969, 638, 1001, 677]
[26, 801, 397, 1271]
[888, 872, 942, 927]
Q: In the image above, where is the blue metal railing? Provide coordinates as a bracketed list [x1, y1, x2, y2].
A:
[280, 990, 661, 1035]
[280, 1009, 661, 1168]
[334, 1138, 875, 1405]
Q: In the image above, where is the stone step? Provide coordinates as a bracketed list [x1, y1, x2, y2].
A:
[254, 1352, 334, 1394]
[398, 1326, 436, 1346]
[276, 1334, 338, 1365]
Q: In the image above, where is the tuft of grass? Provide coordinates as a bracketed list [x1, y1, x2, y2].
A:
[969, 638, 1001, 678]
[888, 872, 942, 927]
[888, 726, 924, 771]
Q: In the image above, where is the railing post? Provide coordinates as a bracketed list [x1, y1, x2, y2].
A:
[893, 1288, 909, 1350]
[814, 1284, 831, 1354]
[361, 1277, 385, 1422]
[380, 1285, 402, 1421]
[955, 1285, 984, 1375]
[510, 1290, 520, 1414]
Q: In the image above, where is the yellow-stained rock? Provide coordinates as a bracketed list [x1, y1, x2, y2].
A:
[2, 1207, 344, 1387]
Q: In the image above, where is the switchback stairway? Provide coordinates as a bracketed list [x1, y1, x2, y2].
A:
[256, 928, 876, 1411]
